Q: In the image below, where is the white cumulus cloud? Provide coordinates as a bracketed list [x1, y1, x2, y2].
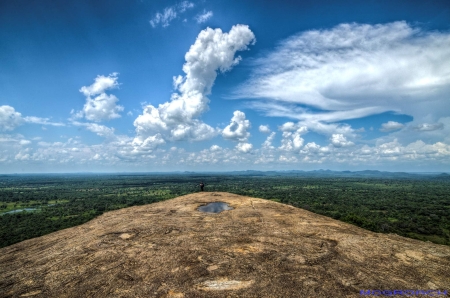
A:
[279, 131, 305, 152]
[78, 73, 124, 122]
[131, 134, 165, 153]
[278, 124, 307, 152]
[0, 105, 24, 131]
[210, 145, 222, 151]
[259, 125, 271, 133]
[330, 134, 354, 148]
[279, 122, 298, 132]
[236, 142, 252, 153]
[222, 110, 251, 142]
[134, 25, 255, 151]
[262, 132, 276, 149]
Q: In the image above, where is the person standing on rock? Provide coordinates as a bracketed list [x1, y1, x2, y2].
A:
[199, 182, 205, 191]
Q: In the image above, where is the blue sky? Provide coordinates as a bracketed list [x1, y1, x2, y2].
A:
[1, 0, 450, 173]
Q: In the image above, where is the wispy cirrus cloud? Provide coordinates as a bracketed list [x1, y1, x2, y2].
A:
[0, 105, 65, 132]
[235, 21, 450, 134]
[71, 121, 116, 139]
[195, 10, 213, 24]
[412, 123, 444, 132]
[150, 1, 195, 28]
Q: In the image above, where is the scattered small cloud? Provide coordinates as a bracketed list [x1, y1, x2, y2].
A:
[262, 132, 276, 149]
[23, 116, 65, 127]
[19, 139, 31, 146]
[380, 121, 404, 132]
[222, 110, 251, 142]
[210, 145, 222, 151]
[195, 10, 213, 24]
[236, 142, 252, 153]
[150, 1, 194, 28]
[330, 134, 354, 147]
[72, 121, 116, 139]
[412, 122, 444, 132]
[0, 105, 24, 131]
[178, 1, 194, 12]
[259, 125, 271, 133]
[279, 122, 298, 132]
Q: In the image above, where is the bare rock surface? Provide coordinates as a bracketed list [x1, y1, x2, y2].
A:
[1, 192, 449, 297]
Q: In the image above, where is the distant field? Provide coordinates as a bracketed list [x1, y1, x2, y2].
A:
[0, 173, 449, 248]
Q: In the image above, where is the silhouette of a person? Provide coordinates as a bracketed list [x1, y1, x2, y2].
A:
[199, 182, 205, 191]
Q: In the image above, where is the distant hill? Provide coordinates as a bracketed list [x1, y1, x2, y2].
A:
[1, 192, 449, 297]
[3, 170, 449, 180]
[207, 170, 449, 179]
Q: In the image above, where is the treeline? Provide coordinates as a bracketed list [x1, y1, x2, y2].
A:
[0, 174, 449, 248]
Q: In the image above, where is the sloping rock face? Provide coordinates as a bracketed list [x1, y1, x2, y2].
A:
[1, 192, 449, 297]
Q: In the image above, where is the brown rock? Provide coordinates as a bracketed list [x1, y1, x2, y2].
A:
[1, 192, 449, 297]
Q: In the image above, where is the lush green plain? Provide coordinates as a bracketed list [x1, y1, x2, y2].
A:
[1, 174, 449, 248]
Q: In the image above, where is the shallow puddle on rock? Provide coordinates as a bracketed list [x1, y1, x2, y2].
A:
[197, 202, 233, 213]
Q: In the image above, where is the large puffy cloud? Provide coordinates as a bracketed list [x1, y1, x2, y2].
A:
[134, 25, 255, 151]
[82, 92, 123, 122]
[236, 22, 450, 142]
[77, 73, 124, 122]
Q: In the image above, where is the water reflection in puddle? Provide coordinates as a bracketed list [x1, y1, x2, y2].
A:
[198, 202, 233, 213]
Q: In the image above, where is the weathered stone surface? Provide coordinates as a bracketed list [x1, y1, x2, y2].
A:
[1, 192, 449, 297]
